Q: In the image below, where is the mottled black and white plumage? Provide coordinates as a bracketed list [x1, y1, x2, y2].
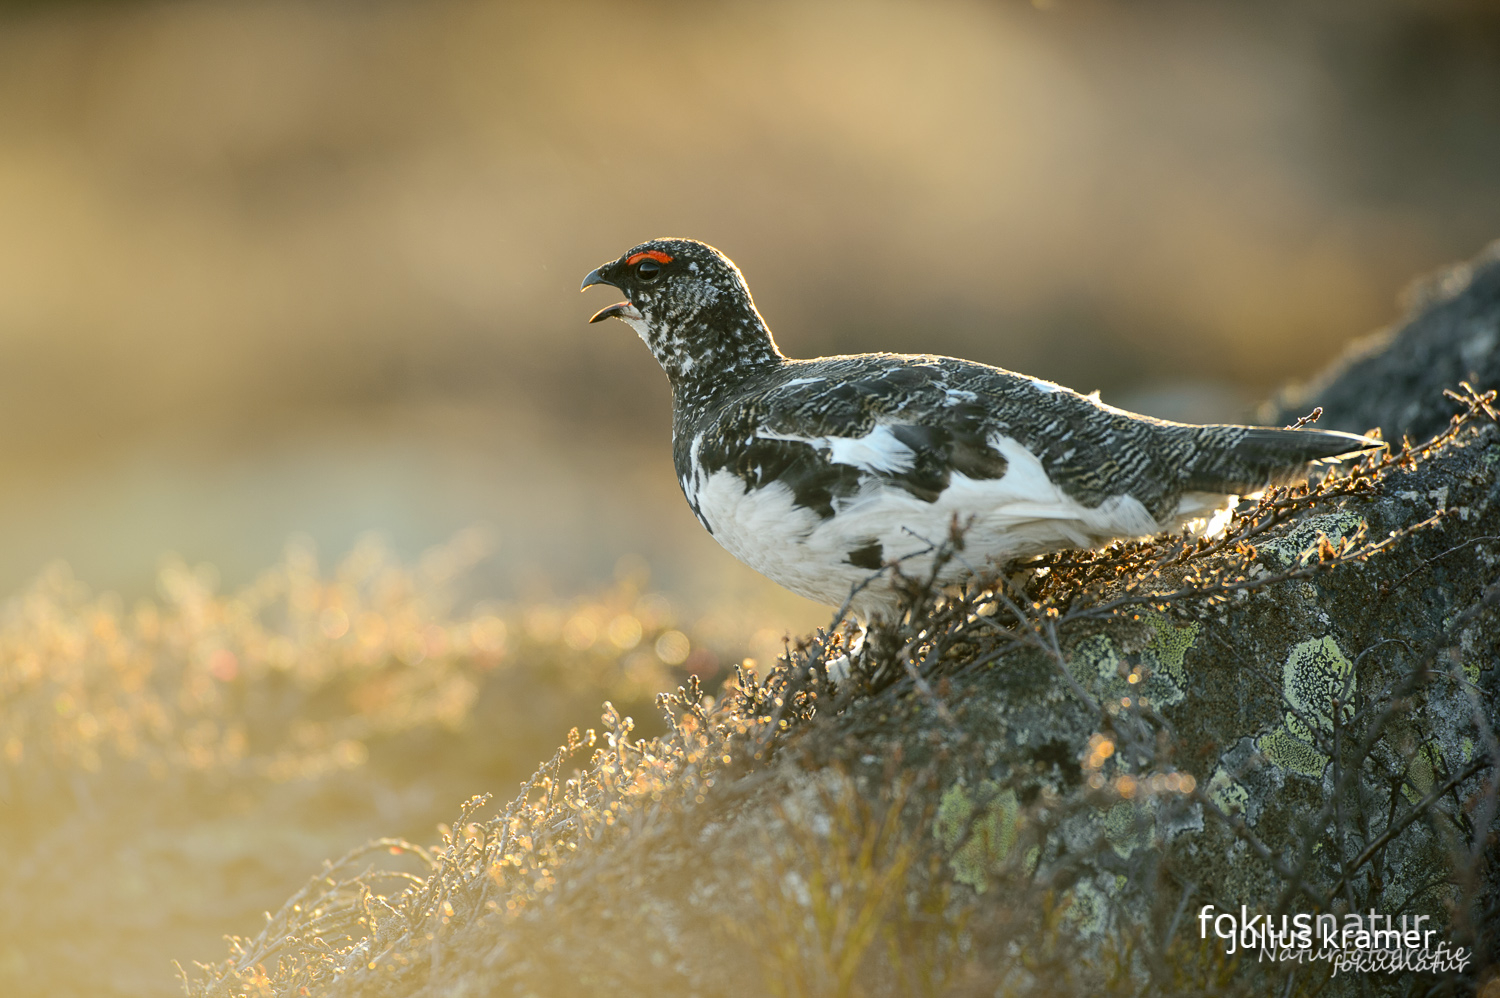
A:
[582, 238, 1380, 619]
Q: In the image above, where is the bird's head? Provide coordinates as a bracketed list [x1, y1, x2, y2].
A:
[581, 238, 782, 386]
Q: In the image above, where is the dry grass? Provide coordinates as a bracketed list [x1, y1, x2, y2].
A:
[0, 530, 760, 997]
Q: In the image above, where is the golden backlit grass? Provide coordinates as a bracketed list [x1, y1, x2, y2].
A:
[0, 532, 761, 998]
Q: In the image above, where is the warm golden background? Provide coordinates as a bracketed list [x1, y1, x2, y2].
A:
[4, 0, 1499, 608]
[1, 0, 1499, 994]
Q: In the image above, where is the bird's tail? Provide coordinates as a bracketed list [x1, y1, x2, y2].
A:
[1183, 425, 1382, 494]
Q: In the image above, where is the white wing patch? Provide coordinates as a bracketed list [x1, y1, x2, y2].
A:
[758, 424, 916, 475]
[983, 435, 1160, 539]
[688, 432, 1238, 619]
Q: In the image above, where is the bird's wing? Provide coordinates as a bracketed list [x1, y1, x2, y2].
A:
[736, 355, 1214, 518]
[679, 359, 1026, 523]
[760, 361, 1015, 500]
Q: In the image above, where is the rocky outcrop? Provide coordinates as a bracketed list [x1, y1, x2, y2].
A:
[1269, 239, 1500, 444]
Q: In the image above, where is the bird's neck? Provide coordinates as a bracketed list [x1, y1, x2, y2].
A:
[646, 312, 787, 401]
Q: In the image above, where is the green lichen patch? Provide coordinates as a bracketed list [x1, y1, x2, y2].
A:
[934, 781, 1019, 893]
[1138, 613, 1199, 689]
[1256, 726, 1329, 779]
[1401, 744, 1440, 804]
[1255, 636, 1355, 778]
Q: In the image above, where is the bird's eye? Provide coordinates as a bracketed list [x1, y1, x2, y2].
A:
[636, 258, 663, 283]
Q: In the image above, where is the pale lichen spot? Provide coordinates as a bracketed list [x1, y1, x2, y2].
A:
[1072, 622, 1190, 708]
[1071, 633, 1122, 685]
[1063, 876, 1111, 937]
[1282, 636, 1355, 728]
[1207, 765, 1250, 815]
[935, 781, 1019, 893]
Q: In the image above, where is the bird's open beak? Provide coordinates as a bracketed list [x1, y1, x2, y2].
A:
[588, 303, 641, 323]
[580, 266, 641, 323]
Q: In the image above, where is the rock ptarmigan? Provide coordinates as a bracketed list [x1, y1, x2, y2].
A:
[582, 238, 1379, 620]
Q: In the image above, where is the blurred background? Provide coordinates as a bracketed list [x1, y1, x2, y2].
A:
[1, 0, 1499, 994]
[2, 0, 1499, 609]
